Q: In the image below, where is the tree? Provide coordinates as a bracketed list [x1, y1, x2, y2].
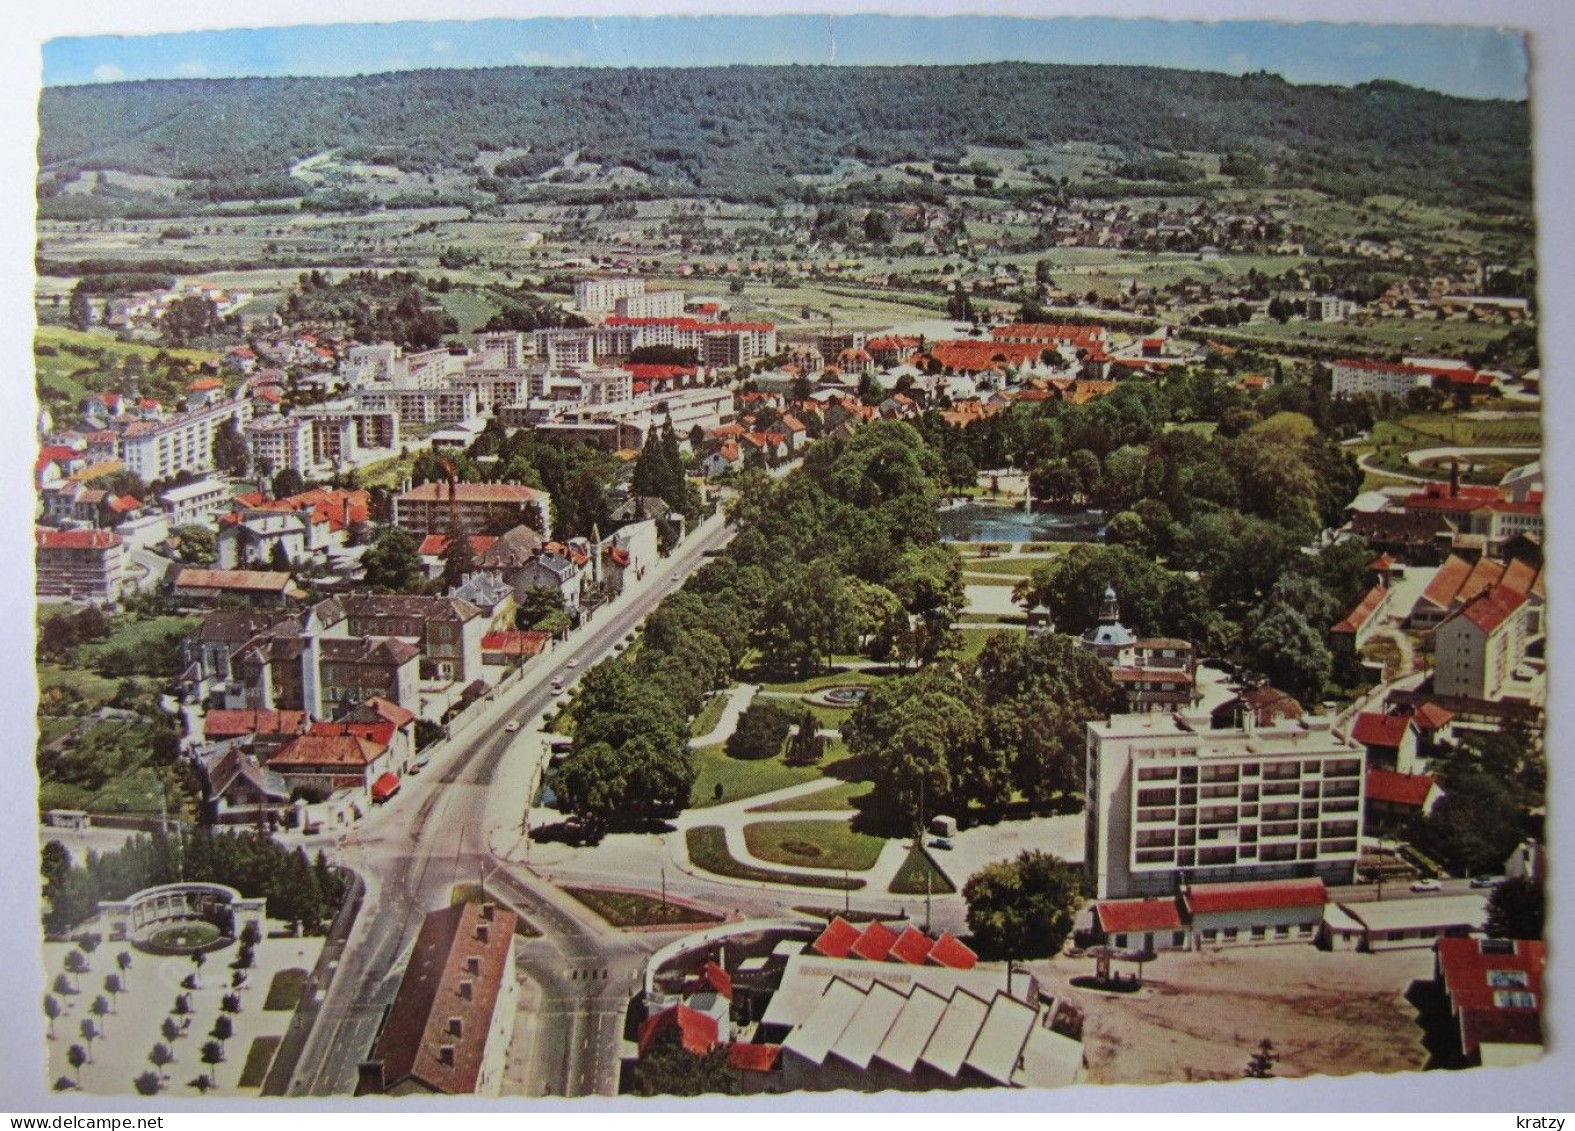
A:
[116, 950, 133, 975]
[191, 950, 207, 987]
[963, 850, 1085, 964]
[439, 516, 477, 591]
[211, 1015, 233, 1044]
[635, 1025, 739, 1096]
[786, 709, 826, 767]
[90, 995, 111, 1030]
[79, 1018, 98, 1061]
[53, 974, 74, 998]
[134, 1070, 162, 1096]
[1242, 602, 1331, 704]
[725, 702, 793, 761]
[211, 418, 250, 478]
[240, 921, 262, 948]
[149, 1041, 175, 1080]
[271, 467, 306, 499]
[1244, 1038, 1278, 1078]
[44, 994, 60, 1040]
[1485, 877, 1544, 940]
[200, 1039, 225, 1082]
[173, 993, 191, 1016]
[174, 524, 218, 565]
[69, 285, 94, 331]
[221, 993, 242, 1016]
[67, 1044, 87, 1076]
[361, 526, 426, 593]
[161, 1017, 181, 1045]
[104, 973, 123, 1011]
[64, 948, 89, 991]
[192, 1073, 214, 1095]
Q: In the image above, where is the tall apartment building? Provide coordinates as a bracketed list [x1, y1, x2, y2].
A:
[394, 481, 552, 539]
[35, 527, 127, 601]
[118, 397, 254, 482]
[614, 290, 686, 319]
[472, 331, 528, 369]
[355, 387, 479, 426]
[1433, 587, 1530, 701]
[245, 416, 313, 477]
[1085, 710, 1365, 900]
[292, 401, 400, 467]
[574, 276, 645, 313]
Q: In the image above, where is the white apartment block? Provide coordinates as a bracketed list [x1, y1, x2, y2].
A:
[245, 415, 313, 477]
[1085, 711, 1365, 900]
[615, 290, 686, 319]
[355, 387, 479, 426]
[118, 397, 254, 483]
[346, 343, 401, 384]
[574, 276, 645, 313]
[292, 401, 400, 469]
[159, 477, 233, 527]
[1433, 589, 1529, 701]
[473, 331, 529, 368]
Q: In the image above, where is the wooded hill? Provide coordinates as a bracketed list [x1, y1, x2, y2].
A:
[38, 63, 1530, 211]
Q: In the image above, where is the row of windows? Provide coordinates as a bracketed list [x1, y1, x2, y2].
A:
[1199, 924, 1315, 943]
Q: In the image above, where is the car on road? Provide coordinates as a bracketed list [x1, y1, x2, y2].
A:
[566, 658, 580, 668]
[929, 837, 954, 851]
[1470, 875, 1501, 889]
[505, 720, 521, 733]
[1410, 878, 1442, 892]
[551, 677, 565, 693]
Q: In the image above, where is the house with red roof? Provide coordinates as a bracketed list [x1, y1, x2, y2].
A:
[1433, 585, 1531, 702]
[1434, 937, 1544, 1067]
[358, 902, 520, 1095]
[1182, 878, 1329, 948]
[1092, 898, 1188, 952]
[35, 527, 127, 602]
[1365, 768, 1442, 831]
[269, 730, 394, 799]
[1330, 582, 1393, 654]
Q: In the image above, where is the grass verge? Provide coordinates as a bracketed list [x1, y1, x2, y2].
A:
[685, 827, 864, 890]
[748, 779, 872, 813]
[262, 968, 308, 1012]
[238, 1035, 281, 1088]
[888, 844, 958, 896]
[562, 886, 723, 929]
[742, 819, 885, 872]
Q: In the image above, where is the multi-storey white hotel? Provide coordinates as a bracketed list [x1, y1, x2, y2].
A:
[1085, 709, 1366, 900]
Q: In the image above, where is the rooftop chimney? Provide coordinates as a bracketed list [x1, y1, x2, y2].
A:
[475, 923, 490, 945]
[459, 980, 473, 1001]
[466, 955, 481, 975]
[438, 1045, 455, 1066]
[448, 1016, 464, 1038]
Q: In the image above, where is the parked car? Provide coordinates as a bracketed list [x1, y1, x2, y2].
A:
[566, 658, 580, 668]
[929, 837, 954, 851]
[1470, 875, 1500, 889]
[505, 720, 521, 733]
[551, 678, 565, 693]
[1410, 878, 1442, 892]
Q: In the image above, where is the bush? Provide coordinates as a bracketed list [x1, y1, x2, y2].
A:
[725, 702, 793, 761]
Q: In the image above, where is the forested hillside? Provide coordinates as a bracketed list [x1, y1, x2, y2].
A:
[38, 63, 1530, 210]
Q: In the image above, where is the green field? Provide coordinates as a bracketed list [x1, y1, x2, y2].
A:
[262, 968, 308, 1012]
[562, 886, 723, 929]
[684, 826, 864, 890]
[747, 779, 873, 813]
[689, 694, 731, 739]
[238, 1035, 281, 1089]
[689, 739, 850, 808]
[959, 557, 1050, 579]
[742, 819, 886, 872]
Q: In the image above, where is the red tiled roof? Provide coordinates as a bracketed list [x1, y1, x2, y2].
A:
[888, 927, 935, 966]
[174, 568, 292, 593]
[701, 960, 733, 1001]
[1332, 585, 1387, 635]
[1366, 768, 1437, 808]
[1437, 937, 1545, 1055]
[35, 528, 121, 550]
[107, 495, 142, 514]
[811, 916, 862, 959]
[1351, 711, 1412, 750]
[370, 902, 519, 1094]
[637, 1004, 719, 1057]
[1368, 553, 1398, 571]
[399, 481, 547, 503]
[1184, 878, 1327, 916]
[726, 1043, 782, 1073]
[624, 364, 696, 380]
[363, 697, 417, 728]
[1412, 702, 1455, 731]
[271, 733, 387, 768]
[1096, 898, 1185, 935]
[311, 719, 398, 747]
[924, 340, 1045, 373]
[481, 630, 549, 658]
[927, 932, 978, 970]
[417, 534, 498, 558]
[850, 920, 900, 963]
[1450, 586, 1527, 634]
[203, 708, 310, 739]
[991, 323, 1105, 347]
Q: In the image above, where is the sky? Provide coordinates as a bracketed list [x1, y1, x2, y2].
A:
[41, 15, 1529, 100]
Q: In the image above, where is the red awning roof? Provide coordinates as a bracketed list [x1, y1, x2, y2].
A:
[371, 773, 401, 802]
[1184, 878, 1327, 916]
[1096, 899, 1185, 935]
[888, 927, 935, 966]
[927, 932, 978, 970]
[811, 916, 862, 959]
[850, 921, 899, 963]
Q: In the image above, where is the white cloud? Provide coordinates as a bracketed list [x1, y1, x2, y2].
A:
[431, 39, 454, 55]
[1227, 52, 1251, 73]
[175, 60, 209, 76]
[92, 63, 126, 83]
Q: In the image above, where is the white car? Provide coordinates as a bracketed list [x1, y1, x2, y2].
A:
[1410, 878, 1442, 893]
[566, 658, 580, 669]
[504, 721, 521, 733]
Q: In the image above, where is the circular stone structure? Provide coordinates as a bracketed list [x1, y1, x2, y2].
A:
[807, 685, 868, 708]
[97, 882, 265, 955]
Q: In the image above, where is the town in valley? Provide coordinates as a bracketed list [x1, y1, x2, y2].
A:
[27, 22, 1548, 1101]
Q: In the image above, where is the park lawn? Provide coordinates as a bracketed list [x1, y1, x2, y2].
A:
[689, 740, 848, 808]
[959, 612, 1028, 626]
[437, 287, 504, 334]
[748, 779, 873, 814]
[35, 326, 219, 367]
[689, 693, 731, 739]
[357, 449, 423, 490]
[742, 819, 886, 872]
[950, 628, 1013, 663]
[78, 614, 201, 666]
[562, 886, 724, 929]
[888, 845, 958, 896]
[37, 662, 122, 710]
[684, 827, 864, 890]
[263, 968, 309, 1012]
[1162, 420, 1219, 438]
[960, 557, 1046, 579]
[448, 882, 542, 936]
[961, 573, 1021, 588]
[238, 1035, 282, 1089]
[795, 702, 854, 731]
[752, 667, 889, 696]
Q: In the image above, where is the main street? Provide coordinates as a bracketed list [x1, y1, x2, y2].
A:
[280, 510, 736, 1097]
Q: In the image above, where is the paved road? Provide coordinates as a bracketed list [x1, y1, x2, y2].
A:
[284, 514, 736, 1097]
